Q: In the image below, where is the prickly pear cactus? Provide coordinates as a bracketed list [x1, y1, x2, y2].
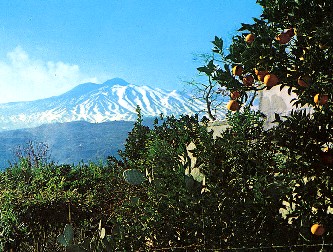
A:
[123, 169, 146, 185]
[57, 222, 114, 252]
[57, 224, 74, 247]
[57, 224, 87, 251]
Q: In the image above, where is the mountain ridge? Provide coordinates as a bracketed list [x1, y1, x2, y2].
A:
[0, 78, 207, 130]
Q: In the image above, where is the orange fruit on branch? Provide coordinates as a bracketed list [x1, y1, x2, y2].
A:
[285, 28, 295, 37]
[254, 69, 268, 82]
[276, 32, 292, 44]
[258, 74, 267, 82]
[264, 74, 279, 87]
[243, 75, 254, 86]
[230, 91, 241, 100]
[226, 100, 240, 111]
[254, 69, 259, 75]
[232, 65, 243, 76]
[245, 34, 255, 44]
[314, 94, 329, 105]
[311, 224, 325, 236]
[297, 76, 312, 87]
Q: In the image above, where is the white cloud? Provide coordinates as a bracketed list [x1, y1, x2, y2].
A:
[0, 46, 98, 103]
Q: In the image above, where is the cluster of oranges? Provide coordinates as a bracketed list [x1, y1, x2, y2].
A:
[225, 29, 331, 237]
[226, 64, 280, 111]
[245, 28, 295, 45]
[226, 28, 329, 111]
[297, 75, 329, 107]
[226, 64, 279, 111]
[226, 30, 290, 111]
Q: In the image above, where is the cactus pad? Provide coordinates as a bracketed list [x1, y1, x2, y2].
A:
[123, 169, 146, 185]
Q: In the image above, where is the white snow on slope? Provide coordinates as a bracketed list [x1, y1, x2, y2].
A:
[0, 78, 212, 130]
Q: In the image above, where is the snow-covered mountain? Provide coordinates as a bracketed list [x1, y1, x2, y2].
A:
[0, 78, 207, 130]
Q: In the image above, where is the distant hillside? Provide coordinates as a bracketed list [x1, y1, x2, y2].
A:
[0, 120, 155, 169]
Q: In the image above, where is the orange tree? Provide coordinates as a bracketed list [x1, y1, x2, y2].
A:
[194, 0, 333, 249]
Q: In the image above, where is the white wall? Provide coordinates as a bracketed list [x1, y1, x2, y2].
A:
[258, 85, 299, 127]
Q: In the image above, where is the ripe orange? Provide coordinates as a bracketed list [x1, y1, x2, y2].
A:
[285, 28, 295, 37]
[245, 34, 255, 43]
[254, 69, 259, 75]
[264, 74, 279, 87]
[257, 74, 266, 82]
[297, 76, 312, 87]
[243, 75, 254, 86]
[226, 100, 240, 111]
[230, 91, 241, 100]
[232, 65, 243, 76]
[276, 33, 292, 44]
[314, 94, 329, 105]
[311, 224, 325, 236]
[254, 69, 268, 82]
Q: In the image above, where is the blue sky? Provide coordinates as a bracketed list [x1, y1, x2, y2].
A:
[0, 0, 262, 103]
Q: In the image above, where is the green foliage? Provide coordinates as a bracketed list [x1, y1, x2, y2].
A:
[118, 105, 151, 165]
[0, 0, 333, 251]
[0, 108, 332, 250]
[57, 223, 113, 252]
[0, 153, 127, 251]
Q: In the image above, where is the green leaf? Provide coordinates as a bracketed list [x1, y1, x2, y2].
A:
[101, 237, 114, 252]
[197, 66, 209, 73]
[238, 23, 253, 32]
[197, 61, 215, 75]
[130, 196, 140, 204]
[57, 234, 67, 247]
[78, 238, 91, 251]
[224, 64, 230, 72]
[63, 224, 74, 246]
[207, 59, 215, 69]
[212, 36, 223, 51]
